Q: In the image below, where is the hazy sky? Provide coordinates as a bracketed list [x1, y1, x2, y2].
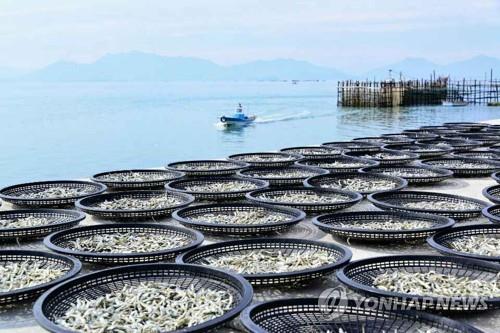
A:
[1, 0, 499, 72]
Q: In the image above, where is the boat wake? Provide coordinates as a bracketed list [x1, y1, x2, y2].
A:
[254, 110, 335, 124]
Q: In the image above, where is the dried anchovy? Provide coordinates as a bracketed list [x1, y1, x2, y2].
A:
[379, 169, 440, 178]
[0, 260, 67, 292]
[305, 161, 367, 168]
[319, 178, 399, 192]
[55, 282, 233, 333]
[96, 172, 172, 182]
[191, 210, 289, 225]
[362, 153, 410, 160]
[259, 191, 348, 204]
[18, 186, 92, 199]
[185, 181, 258, 192]
[373, 271, 500, 298]
[247, 169, 319, 179]
[68, 232, 190, 253]
[450, 234, 500, 257]
[234, 154, 294, 162]
[427, 160, 493, 169]
[172, 162, 238, 171]
[285, 148, 341, 155]
[338, 218, 434, 231]
[202, 249, 335, 274]
[401, 200, 479, 210]
[97, 195, 183, 210]
[0, 216, 54, 229]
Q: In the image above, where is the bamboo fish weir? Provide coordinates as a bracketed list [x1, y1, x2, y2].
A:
[1, 120, 500, 332]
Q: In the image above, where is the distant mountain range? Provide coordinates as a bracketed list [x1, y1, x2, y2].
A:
[2, 52, 499, 81]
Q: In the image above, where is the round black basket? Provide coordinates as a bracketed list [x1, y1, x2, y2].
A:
[443, 134, 500, 147]
[353, 136, 415, 145]
[304, 172, 407, 196]
[166, 159, 249, 177]
[246, 187, 362, 214]
[237, 165, 328, 187]
[452, 151, 500, 161]
[296, 156, 379, 173]
[482, 204, 500, 223]
[417, 138, 482, 152]
[33, 263, 253, 333]
[337, 255, 500, 311]
[383, 143, 453, 158]
[428, 224, 500, 262]
[0, 180, 107, 208]
[367, 190, 487, 220]
[360, 165, 453, 185]
[177, 238, 352, 286]
[227, 152, 302, 167]
[91, 169, 185, 190]
[44, 223, 204, 265]
[313, 211, 454, 242]
[321, 141, 381, 153]
[279, 146, 341, 159]
[483, 184, 500, 204]
[488, 143, 500, 154]
[343, 149, 418, 166]
[419, 157, 500, 177]
[75, 190, 194, 220]
[166, 177, 269, 201]
[382, 132, 439, 140]
[0, 209, 85, 241]
[0, 250, 81, 306]
[172, 203, 305, 236]
[240, 298, 483, 333]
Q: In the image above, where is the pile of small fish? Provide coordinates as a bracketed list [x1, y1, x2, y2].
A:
[338, 218, 434, 231]
[202, 248, 335, 274]
[450, 234, 500, 257]
[97, 195, 183, 210]
[425, 160, 493, 169]
[68, 232, 190, 253]
[305, 160, 368, 169]
[190, 210, 289, 225]
[233, 154, 294, 162]
[319, 178, 400, 192]
[96, 172, 172, 182]
[0, 260, 67, 292]
[258, 191, 348, 204]
[172, 162, 239, 171]
[18, 187, 92, 199]
[55, 282, 233, 332]
[373, 271, 500, 298]
[0, 216, 54, 229]
[285, 148, 341, 155]
[247, 168, 319, 179]
[377, 169, 440, 178]
[185, 181, 259, 192]
[401, 200, 479, 211]
[362, 153, 410, 160]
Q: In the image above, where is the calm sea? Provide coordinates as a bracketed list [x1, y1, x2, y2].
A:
[1, 81, 499, 186]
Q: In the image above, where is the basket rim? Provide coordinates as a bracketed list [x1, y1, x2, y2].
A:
[227, 151, 303, 163]
[43, 223, 204, 259]
[91, 168, 185, 185]
[33, 263, 253, 333]
[75, 190, 195, 214]
[240, 297, 484, 333]
[360, 165, 454, 179]
[246, 186, 363, 208]
[176, 238, 352, 279]
[482, 204, 500, 222]
[0, 180, 107, 203]
[165, 159, 250, 173]
[304, 171, 408, 195]
[0, 250, 81, 299]
[337, 254, 500, 306]
[237, 165, 329, 182]
[313, 211, 455, 235]
[0, 209, 86, 233]
[482, 184, 500, 204]
[165, 177, 269, 195]
[172, 202, 306, 229]
[367, 190, 488, 214]
[428, 224, 500, 262]
[492, 171, 500, 183]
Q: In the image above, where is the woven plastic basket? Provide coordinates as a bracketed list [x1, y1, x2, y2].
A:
[360, 165, 453, 185]
[238, 165, 328, 187]
[296, 156, 379, 173]
[166, 159, 249, 177]
[91, 169, 185, 190]
[227, 152, 302, 167]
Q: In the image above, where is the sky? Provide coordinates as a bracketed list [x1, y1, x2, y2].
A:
[0, 0, 499, 73]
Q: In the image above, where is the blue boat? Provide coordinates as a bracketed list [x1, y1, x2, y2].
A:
[220, 104, 256, 126]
